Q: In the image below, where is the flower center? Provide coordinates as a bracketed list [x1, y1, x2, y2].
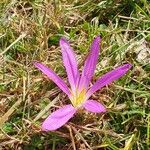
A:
[70, 89, 86, 108]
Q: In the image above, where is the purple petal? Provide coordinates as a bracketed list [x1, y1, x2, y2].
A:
[42, 104, 76, 131]
[83, 100, 106, 113]
[34, 62, 71, 96]
[60, 38, 80, 91]
[77, 75, 89, 92]
[86, 64, 132, 98]
[79, 36, 100, 90]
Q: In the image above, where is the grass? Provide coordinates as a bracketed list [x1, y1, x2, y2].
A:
[0, 0, 150, 149]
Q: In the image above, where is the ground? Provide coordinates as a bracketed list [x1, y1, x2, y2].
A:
[0, 0, 150, 150]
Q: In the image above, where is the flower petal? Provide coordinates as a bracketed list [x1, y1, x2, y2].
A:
[83, 100, 106, 113]
[79, 36, 100, 90]
[60, 38, 79, 91]
[77, 75, 89, 92]
[42, 104, 76, 131]
[34, 62, 71, 96]
[86, 64, 132, 98]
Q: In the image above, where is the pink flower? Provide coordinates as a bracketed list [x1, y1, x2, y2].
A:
[34, 36, 132, 131]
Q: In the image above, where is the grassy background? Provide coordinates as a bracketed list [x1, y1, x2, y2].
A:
[0, 0, 150, 149]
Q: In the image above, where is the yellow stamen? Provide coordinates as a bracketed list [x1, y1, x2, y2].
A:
[70, 89, 86, 108]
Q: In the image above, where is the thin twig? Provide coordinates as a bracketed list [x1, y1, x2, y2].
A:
[66, 125, 76, 150]
[71, 126, 92, 150]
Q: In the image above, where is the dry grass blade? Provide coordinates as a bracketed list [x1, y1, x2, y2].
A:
[33, 96, 59, 122]
[124, 134, 136, 150]
[0, 32, 27, 55]
[0, 99, 22, 128]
